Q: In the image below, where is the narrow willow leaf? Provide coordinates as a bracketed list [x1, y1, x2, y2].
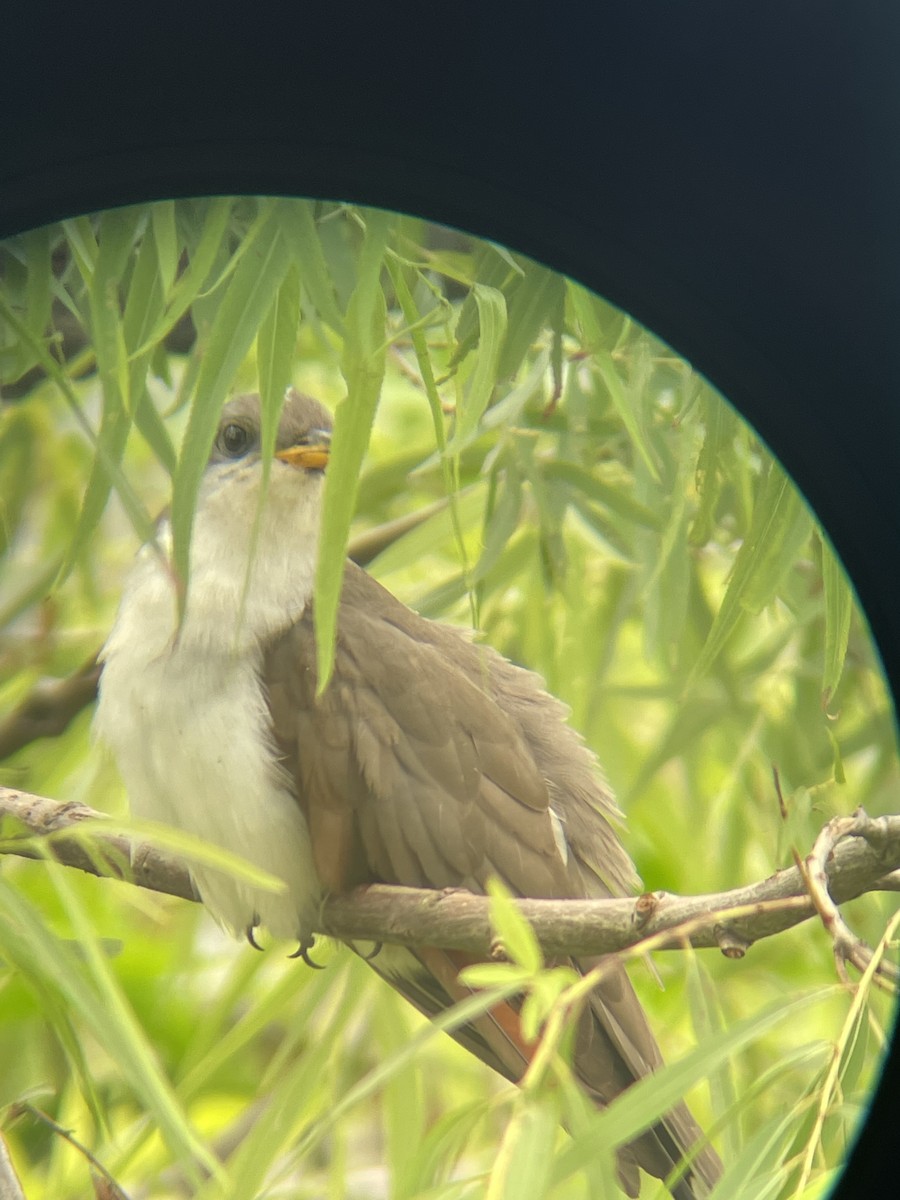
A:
[245, 264, 303, 616]
[129, 196, 232, 360]
[315, 209, 393, 690]
[57, 398, 134, 577]
[820, 535, 853, 702]
[171, 212, 291, 599]
[288, 982, 518, 1167]
[594, 349, 661, 483]
[388, 254, 488, 622]
[60, 215, 98, 280]
[122, 218, 164, 360]
[690, 392, 739, 545]
[257, 262, 301, 464]
[371, 488, 484, 578]
[0, 875, 222, 1185]
[452, 245, 516, 361]
[481, 350, 549, 431]
[0, 406, 37, 558]
[385, 257, 446, 447]
[278, 199, 345, 333]
[0, 294, 156, 566]
[552, 988, 835, 1185]
[688, 461, 812, 686]
[544, 460, 663, 530]
[565, 490, 634, 559]
[737, 470, 812, 615]
[120, 218, 178, 474]
[643, 504, 691, 663]
[687, 957, 739, 1164]
[486, 878, 543, 973]
[566, 280, 627, 352]
[91, 207, 145, 414]
[475, 462, 523, 583]
[22, 226, 52, 345]
[449, 283, 507, 449]
[496, 264, 564, 382]
[826, 726, 846, 783]
[486, 1098, 558, 1200]
[150, 200, 179, 294]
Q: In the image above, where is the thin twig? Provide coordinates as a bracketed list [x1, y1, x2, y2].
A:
[800, 808, 900, 989]
[8, 1104, 130, 1200]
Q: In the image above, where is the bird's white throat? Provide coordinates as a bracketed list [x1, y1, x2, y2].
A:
[95, 460, 325, 940]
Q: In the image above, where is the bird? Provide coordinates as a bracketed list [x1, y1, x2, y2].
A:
[94, 388, 722, 1198]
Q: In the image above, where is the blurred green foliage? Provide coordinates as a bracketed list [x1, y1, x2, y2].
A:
[0, 199, 896, 1199]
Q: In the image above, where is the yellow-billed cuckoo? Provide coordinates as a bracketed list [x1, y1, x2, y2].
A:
[95, 390, 722, 1198]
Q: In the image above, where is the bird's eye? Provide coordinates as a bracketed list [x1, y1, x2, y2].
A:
[219, 422, 250, 457]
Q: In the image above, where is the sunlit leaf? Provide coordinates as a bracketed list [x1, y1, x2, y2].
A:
[170, 208, 291, 602]
[278, 199, 345, 333]
[688, 460, 813, 685]
[314, 208, 393, 690]
[449, 283, 507, 451]
[821, 535, 853, 703]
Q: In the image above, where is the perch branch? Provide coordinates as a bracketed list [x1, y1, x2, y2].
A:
[2, 786, 898, 968]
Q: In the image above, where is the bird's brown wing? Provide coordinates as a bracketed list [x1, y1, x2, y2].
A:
[264, 562, 721, 1198]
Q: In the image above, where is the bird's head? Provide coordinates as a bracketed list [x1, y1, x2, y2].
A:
[208, 388, 332, 477]
[175, 389, 335, 620]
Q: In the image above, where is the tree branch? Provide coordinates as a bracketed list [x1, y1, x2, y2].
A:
[3, 786, 899, 968]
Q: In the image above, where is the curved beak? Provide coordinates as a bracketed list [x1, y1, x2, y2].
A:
[275, 428, 331, 471]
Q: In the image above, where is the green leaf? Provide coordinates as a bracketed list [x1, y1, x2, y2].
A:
[688, 460, 813, 685]
[150, 200, 179, 294]
[129, 196, 232, 360]
[496, 264, 564, 382]
[170, 209, 291, 602]
[60, 215, 98, 280]
[486, 1097, 559, 1200]
[0, 406, 37, 558]
[544, 460, 663, 530]
[486, 878, 543, 974]
[567, 280, 628, 353]
[0, 292, 156, 571]
[314, 208, 393, 690]
[593, 349, 661, 483]
[449, 283, 507, 450]
[278, 199, 345, 333]
[452, 245, 517, 360]
[689, 392, 739, 545]
[475, 461, 523, 583]
[551, 987, 836, 1186]
[0, 872, 223, 1186]
[22, 226, 52, 346]
[821, 534, 853, 703]
[257, 263, 301, 463]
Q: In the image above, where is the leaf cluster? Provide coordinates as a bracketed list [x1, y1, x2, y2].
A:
[0, 199, 896, 1199]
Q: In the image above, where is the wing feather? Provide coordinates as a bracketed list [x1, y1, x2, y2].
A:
[263, 561, 721, 1197]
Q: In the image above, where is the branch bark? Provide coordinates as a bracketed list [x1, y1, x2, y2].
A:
[3, 785, 899, 963]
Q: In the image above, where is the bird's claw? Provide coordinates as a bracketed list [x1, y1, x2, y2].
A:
[246, 918, 263, 951]
[290, 936, 326, 969]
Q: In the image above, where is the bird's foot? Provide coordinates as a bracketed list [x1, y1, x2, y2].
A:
[289, 935, 326, 969]
[245, 916, 263, 951]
